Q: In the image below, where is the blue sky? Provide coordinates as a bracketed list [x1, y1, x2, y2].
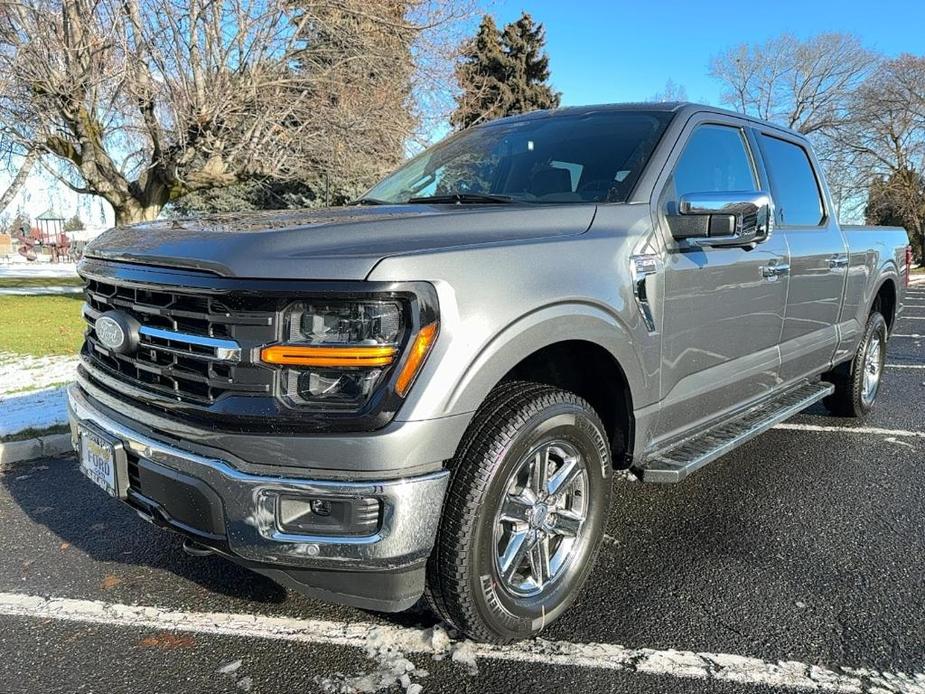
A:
[490, 0, 925, 106]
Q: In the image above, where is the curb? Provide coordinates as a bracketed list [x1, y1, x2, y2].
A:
[0, 433, 73, 471]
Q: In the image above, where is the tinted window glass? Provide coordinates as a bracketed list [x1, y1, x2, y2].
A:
[364, 111, 674, 204]
[673, 125, 756, 195]
[760, 135, 824, 226]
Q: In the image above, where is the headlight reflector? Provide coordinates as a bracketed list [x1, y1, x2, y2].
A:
[289, 301, 402, 345]
[290, 368, 384, 404]
[260, 296, 437, 411]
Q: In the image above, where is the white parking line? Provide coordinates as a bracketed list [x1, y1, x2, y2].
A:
[0, 593, 922, 693]
[893, 334, 925, 338]
[774, 423, 925, 438]
[886, 364, 925, 369]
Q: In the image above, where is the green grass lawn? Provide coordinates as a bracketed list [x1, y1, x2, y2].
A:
[0, 294, 85, 357]
[0, 276, 84, 288]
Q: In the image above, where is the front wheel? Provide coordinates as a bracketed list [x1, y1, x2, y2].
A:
[425, 382, 613, 643]
[823, 311, 888, 417]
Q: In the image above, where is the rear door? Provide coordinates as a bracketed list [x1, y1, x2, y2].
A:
[652, 116, 790, 444]
[757, 132, 848, 383]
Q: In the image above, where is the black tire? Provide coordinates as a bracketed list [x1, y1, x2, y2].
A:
[822, 311, 888, 417]
[425, 381, 613, 643]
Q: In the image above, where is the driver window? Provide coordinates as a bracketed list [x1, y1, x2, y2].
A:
[673, 125, 757, 196]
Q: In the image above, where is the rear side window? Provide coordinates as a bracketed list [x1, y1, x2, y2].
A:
[760, 135, 825, 226]
[673, 125, 757, 196]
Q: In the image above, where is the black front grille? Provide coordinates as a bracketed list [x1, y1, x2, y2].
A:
[82, 276, 277, 405]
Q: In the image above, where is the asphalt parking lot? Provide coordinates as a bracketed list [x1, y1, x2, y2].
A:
[1, 287, 924, 694]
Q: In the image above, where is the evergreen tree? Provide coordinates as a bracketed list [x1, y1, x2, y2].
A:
[501, 14, 559, 116]
[452, 12, 560, 130]
[64, 215, 85, 232]
[451, 16, 510, 130]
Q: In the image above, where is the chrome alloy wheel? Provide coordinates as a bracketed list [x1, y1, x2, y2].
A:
[492, 441, 589, 597]
[861, 334, 884, 406]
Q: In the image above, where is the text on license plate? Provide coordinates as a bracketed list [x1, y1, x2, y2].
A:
[79, 429, 118, 497]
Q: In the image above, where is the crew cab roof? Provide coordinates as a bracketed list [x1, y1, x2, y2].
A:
[482, 102, 805, 139]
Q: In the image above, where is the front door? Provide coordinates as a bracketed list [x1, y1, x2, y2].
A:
[653, 120, 790, 445]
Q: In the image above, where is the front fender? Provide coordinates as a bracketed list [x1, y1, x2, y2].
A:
[435, 302, 653, 418]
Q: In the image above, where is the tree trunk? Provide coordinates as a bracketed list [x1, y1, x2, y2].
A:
[112, 199, 164, 226]
[919, 225, 925, 267]
[0, 149, 38, 214]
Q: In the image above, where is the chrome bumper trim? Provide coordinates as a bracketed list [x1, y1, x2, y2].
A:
[67, 384, 449, 570]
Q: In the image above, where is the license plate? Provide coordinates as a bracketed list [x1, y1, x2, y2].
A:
[78, 426, 125, 498]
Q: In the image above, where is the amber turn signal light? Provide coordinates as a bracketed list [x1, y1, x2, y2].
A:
[260, 344, 398, 368]
[395, 322, 439, 396]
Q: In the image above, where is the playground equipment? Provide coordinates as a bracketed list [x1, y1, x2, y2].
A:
[11, 209, 73, 262]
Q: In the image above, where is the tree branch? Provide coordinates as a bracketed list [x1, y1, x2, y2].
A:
[0, 148, 38, 213]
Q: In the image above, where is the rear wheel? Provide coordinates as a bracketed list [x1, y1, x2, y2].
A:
[425, 381, 613, 643]
[822, 311, 887, 417]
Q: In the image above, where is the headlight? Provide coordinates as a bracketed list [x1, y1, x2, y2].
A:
[286, 301, 403, 345]
[260, 294, 438, 411]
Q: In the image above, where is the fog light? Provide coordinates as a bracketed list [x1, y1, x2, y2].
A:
[276, 495, 381, 537]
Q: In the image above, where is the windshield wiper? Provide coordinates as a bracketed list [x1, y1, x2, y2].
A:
[350, 197, 391, 206]
[407, 192, 516, 205]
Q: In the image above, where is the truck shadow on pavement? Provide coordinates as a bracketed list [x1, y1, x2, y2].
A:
[2, 459, 290, 606]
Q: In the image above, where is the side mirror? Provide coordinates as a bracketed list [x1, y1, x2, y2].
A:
[667, 191, 773, 247]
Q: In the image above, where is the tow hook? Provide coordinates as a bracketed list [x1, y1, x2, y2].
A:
[182, 538, 215, 557]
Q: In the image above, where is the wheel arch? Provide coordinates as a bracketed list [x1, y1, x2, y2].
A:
[871, 277, 898, 333]
[444, 305, 648, 468]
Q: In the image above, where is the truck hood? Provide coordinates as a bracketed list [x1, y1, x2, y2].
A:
[84, 204, 597, 280]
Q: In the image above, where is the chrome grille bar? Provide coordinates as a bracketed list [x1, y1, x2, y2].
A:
[138, 326, 241, 362]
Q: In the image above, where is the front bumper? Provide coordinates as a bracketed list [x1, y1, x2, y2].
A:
[67, 384, 450, 611]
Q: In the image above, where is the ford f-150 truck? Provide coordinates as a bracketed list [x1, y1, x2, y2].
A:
[69, 102, 912, 643]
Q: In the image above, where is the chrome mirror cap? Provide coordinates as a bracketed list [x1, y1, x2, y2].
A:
[669, 191, 773, 248]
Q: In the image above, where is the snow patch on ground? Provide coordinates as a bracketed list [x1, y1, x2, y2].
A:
[216, 660, 242, 675]
[314, 624, 482, 693]
[0, 286, 83, 296]
[0, 387, 69, 437]
[0, 352, 77, 436]
[0, 263, 78, 278]
[0, 352, 78, 395]
[314, 626, 433, 693]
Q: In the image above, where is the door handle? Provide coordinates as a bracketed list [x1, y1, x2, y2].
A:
[761, 263, 790, 279]
[827, 255, 849, 270]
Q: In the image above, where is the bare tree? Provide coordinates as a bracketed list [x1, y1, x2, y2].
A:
[709, 33, 877, 136]
[841, 55, 925, 260]
[647, 78, 687, 103]
[710, 33, 883, 226]
[0, 0, 472, 224]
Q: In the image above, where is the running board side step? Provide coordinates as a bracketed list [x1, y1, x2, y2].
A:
[637, 381, 834, 484]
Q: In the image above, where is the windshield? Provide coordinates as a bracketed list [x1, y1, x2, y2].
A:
[363, 110, 674, 205]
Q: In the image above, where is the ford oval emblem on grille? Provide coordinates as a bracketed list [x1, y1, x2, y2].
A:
[95, 311, 139, 355]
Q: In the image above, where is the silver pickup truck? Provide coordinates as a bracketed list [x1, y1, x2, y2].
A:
[69, 102, 911, 643]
